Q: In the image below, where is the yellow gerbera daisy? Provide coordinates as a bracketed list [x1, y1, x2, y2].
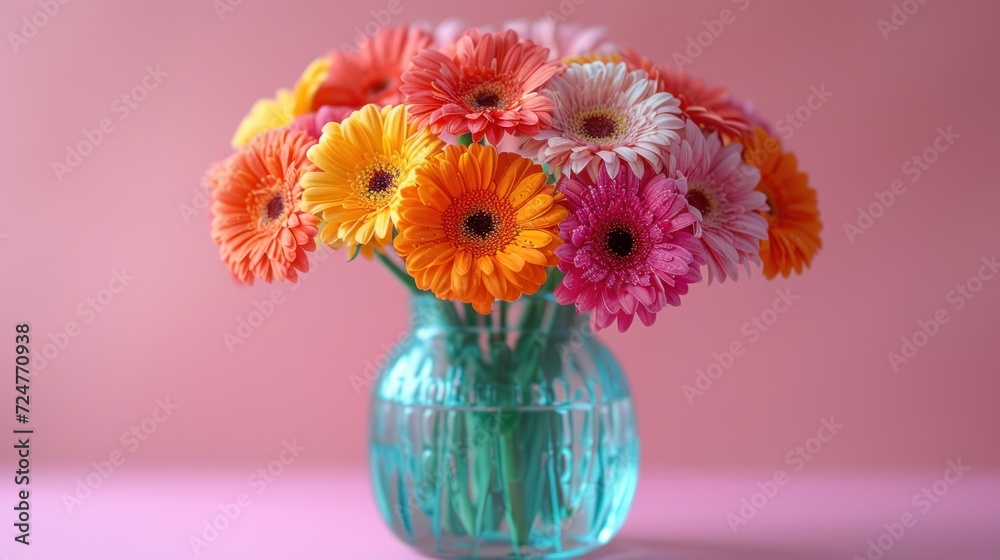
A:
[301, 104, 443, 258]
[230, 56, 331, 147]
[740, 127, 822, 279]
[394, 144, 568, 314]
[562, 51, 622, 66]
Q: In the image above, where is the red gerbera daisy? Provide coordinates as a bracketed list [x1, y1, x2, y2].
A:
[311, 25, 432, 110]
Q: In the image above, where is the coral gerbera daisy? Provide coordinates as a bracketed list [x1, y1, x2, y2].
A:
[394, 144, 567, 313]
[622, 49, 750, 140]
[739, 127, 822, 279]
[207, 128, 319, 284]
[668, 120, 769, 283]
[523, 62, 683, 180]
[401, 29, 564, 146]
[554, 165, 703, 332]
[231, 56, 331, 148]
[312, 25, 432, 110]
[301, 104, 442, 258]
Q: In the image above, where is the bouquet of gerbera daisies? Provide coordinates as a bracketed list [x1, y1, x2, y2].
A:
[204, 20, 823, 558]
[205, 23, 821, 331]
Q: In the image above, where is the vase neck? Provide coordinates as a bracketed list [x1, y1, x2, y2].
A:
[408, 294, 587, 334]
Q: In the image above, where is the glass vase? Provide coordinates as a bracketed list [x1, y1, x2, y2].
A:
[368, 293, 639, 559]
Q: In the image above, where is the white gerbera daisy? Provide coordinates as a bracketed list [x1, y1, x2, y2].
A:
[524, 61, 683, 179]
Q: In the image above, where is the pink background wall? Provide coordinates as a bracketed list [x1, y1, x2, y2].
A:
[1, 0, 997, 476]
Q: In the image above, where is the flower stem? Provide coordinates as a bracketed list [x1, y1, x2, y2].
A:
[375, 250, 419, 293]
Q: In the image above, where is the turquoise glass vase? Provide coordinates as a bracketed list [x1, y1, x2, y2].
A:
[368, 293, 639, 559]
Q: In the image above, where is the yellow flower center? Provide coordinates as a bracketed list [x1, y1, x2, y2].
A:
[562, 52, 623, 66]
[356, 159, 402, 212]
[572, 107, 626, 143]
[443, 190, 519, 258]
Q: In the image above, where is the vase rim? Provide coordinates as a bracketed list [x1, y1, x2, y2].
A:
[406, 291, 590, 334]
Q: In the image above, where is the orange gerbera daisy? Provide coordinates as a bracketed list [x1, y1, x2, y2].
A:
[394, 144, 567, 313]
[207, 129, 319, 284]
[739, 127, 822, 279]
[311, 25, 432, 110]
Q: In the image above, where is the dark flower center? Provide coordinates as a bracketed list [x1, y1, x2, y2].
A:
[266, 196, 285, 220]
[687, 189, 712, 216]
[471, 91, 504, 111]
[368, 78, 391, 96]
[368, 170, 395, 193]
[605, 228, 634, 258]
[463, 210, 498, 240]
[583, 115, 618, 140]
[762, 188, 778, 219]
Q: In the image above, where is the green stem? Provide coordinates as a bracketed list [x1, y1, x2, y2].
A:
[499, 429, 529, 548]
[375, 250, 418, 293]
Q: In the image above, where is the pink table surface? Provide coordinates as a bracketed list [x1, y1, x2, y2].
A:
[7, 468, 999, 560]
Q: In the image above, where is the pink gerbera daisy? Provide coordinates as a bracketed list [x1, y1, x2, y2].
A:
[669, 120, 769, 283]
[555, 165, 703, 332]
[288, 105, 356, 140]
[401, 29, 564, 145]
[312, 25, 432, 110]
[425, 19, 612, 62]
[207, 129, 319, 285]
[502, 19, 613, 61]
[622, 49, 751, 140]
[523, 62, 683, 180]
